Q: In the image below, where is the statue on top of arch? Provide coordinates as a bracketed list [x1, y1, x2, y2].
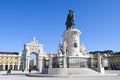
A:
[30, 37, 39, 45]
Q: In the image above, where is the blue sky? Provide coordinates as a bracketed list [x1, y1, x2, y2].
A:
[0, 0, 120, 53]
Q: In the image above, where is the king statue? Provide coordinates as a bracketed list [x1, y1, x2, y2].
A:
[65, 9, 75, 30]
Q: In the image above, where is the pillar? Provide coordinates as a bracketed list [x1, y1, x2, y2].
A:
[97, 53, 104, 73]
[18, 57, 21, 70]
[49, 55, 52, 68]
[17, 65, 20, 70]
[37, 56, 44, 73]
[90, 54, 94, 68]
[84, 59, 88, 68]
[7, 64, 9, 69]
[25, 56, 30, 71]
[108, 57, 111, 70]
[12, 64, 14, 70]
[23, 59, 25, 70]
[63, 54, 67, 68]
[3, 64, 5, 70]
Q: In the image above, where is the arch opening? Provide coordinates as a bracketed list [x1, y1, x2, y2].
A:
[29, 52, 38, 70]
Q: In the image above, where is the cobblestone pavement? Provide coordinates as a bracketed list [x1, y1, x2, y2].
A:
[0, 70, 120, 80]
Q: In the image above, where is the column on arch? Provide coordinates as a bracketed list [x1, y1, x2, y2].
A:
[37, 56, 44, 73]
[25, 56, 30, 71]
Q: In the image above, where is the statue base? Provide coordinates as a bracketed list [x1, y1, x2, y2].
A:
[62, 28, 81, 57]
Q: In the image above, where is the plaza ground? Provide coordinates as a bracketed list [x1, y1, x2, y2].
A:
[0, 70, 120, 80]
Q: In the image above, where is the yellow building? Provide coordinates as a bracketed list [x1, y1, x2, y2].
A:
[109, 55, 120, 70]
[0, 52, 21, 70]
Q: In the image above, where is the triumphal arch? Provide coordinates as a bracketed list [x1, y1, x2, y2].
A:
[22, 37, 46, 72]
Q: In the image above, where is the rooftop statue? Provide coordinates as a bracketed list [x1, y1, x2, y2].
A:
[65, 10, 75, 30]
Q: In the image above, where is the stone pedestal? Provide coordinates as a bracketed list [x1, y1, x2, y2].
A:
[62, 28, 82, 57]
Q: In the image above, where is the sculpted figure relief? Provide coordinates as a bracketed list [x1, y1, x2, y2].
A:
[58, 41, 68, 55]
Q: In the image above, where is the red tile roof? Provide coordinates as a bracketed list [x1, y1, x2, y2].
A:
[47, 53, 57, 57]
